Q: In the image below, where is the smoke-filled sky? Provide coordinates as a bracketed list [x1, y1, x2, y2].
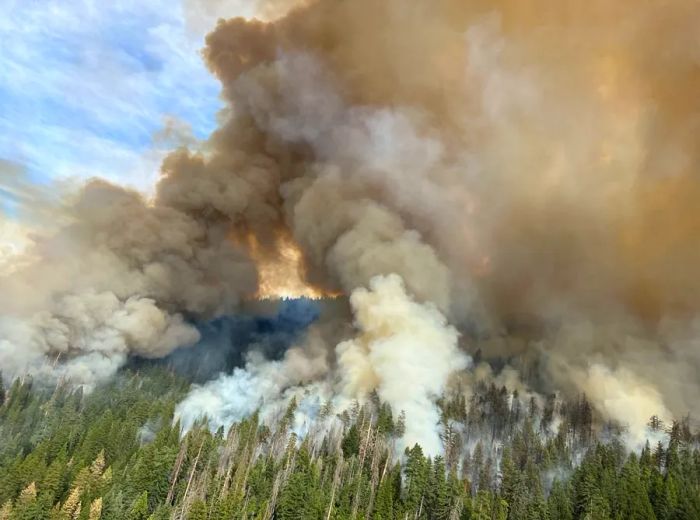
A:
[2, 0, 700, 452]
[0, 0, 303, 264]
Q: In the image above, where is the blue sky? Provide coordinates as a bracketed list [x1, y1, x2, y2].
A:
[0, 0, 241, 195]
[0, 0, 263, 264]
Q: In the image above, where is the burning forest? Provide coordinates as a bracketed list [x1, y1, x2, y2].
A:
[1, 0, 699, 518]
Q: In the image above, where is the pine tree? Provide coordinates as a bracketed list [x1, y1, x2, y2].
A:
[127, 492, 149, 520]
[59, 485, 83, 520]
[146, 505, 171, 520]
[472, 490, 493, 520]
[404, 444, 430, 516]
[427, 456, 452, 520]
[617, 454, 655, 520]
[373, 474, 395, 520]
[276, 446, 319, 520]
[88, 497, 103, 520]
[41, 451, 68, 504]
[547, 481, 573, 520]
[377, 403, 395, 436]
[12, 482, 40, 520]
[471, 442, 484, 493]
[280, 397, 298, 433]
[0, 501, 11, 520]
[341, 423, 360, 458]
[395, 411, 406, 438]
[186, 499, 207, 520]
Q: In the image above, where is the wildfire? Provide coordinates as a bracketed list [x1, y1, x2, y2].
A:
[244, 231, 334, 300]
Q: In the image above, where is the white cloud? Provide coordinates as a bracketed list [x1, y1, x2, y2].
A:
[0, 0, 225, 193]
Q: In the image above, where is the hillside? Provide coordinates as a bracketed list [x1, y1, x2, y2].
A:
[0, 369, 698, 519]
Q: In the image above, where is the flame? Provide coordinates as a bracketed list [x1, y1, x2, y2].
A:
[245, 231, 334, 300]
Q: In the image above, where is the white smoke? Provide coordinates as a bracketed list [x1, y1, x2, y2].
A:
[177, 274, 469, 455]
[176, 325, 332, 430]
[336, 274, 470, 454]
[572, 364, 672, 449]
[0, 292, 199, 387]
[0, 180, 257, 386]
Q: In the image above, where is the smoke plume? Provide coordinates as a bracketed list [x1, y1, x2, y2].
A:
[3, 0, 700, 447]
[336, 274, 469, 453]
[0, 179, 257, 386]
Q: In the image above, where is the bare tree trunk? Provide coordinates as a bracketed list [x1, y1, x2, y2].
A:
[263, 471, 284, 520]
[351, 422, 374, 518]
[325, 458, 344, 520]
[179, 439, 204, 520]
[365, 435, 384, 518]
[449, 496, 463, 520]
[218, 428, 240, 499]
[415, 494, 424, 520]
[167, 438, 189, 505]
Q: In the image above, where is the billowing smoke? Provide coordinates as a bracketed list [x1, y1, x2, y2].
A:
[3, 0, 700, 447]
[176, 324, 333, 435]
[572, 364, 672, 448]
[0, 180, 257, 386]
[177, 275, 467, 454]
[336, 274, 469, 453]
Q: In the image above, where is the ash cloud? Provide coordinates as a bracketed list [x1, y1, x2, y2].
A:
[177, 0, 700, 445]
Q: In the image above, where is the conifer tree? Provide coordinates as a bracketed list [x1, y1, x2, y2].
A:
[0, 367, 698, 520]
[127, 491, 149, 520]
[373, 470, 395, 520]
[186, 499, 207, 520]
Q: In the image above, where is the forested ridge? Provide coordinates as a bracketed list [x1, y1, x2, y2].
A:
[0, 369, 698, 520]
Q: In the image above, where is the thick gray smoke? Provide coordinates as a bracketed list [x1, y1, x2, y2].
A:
[0, 180, 257, 386]
[3, 0, 700, 448]
[174, 0, 700, 446]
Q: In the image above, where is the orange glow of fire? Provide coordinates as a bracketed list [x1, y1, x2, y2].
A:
[245, 232, 334, 300]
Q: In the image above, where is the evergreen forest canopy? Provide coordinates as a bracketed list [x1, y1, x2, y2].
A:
[0, 367, 698, 520]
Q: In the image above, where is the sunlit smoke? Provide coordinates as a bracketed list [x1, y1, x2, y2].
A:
[0, 220, 32, 275]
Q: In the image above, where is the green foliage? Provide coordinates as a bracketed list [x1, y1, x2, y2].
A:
[0, 368, 698, 520]
[341, 424, 360, 458]
[128, 491, 150, 520]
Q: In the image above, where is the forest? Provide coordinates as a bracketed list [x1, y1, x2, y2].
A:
[2, 1, 700, 519]
[0, 367, 698, 520]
